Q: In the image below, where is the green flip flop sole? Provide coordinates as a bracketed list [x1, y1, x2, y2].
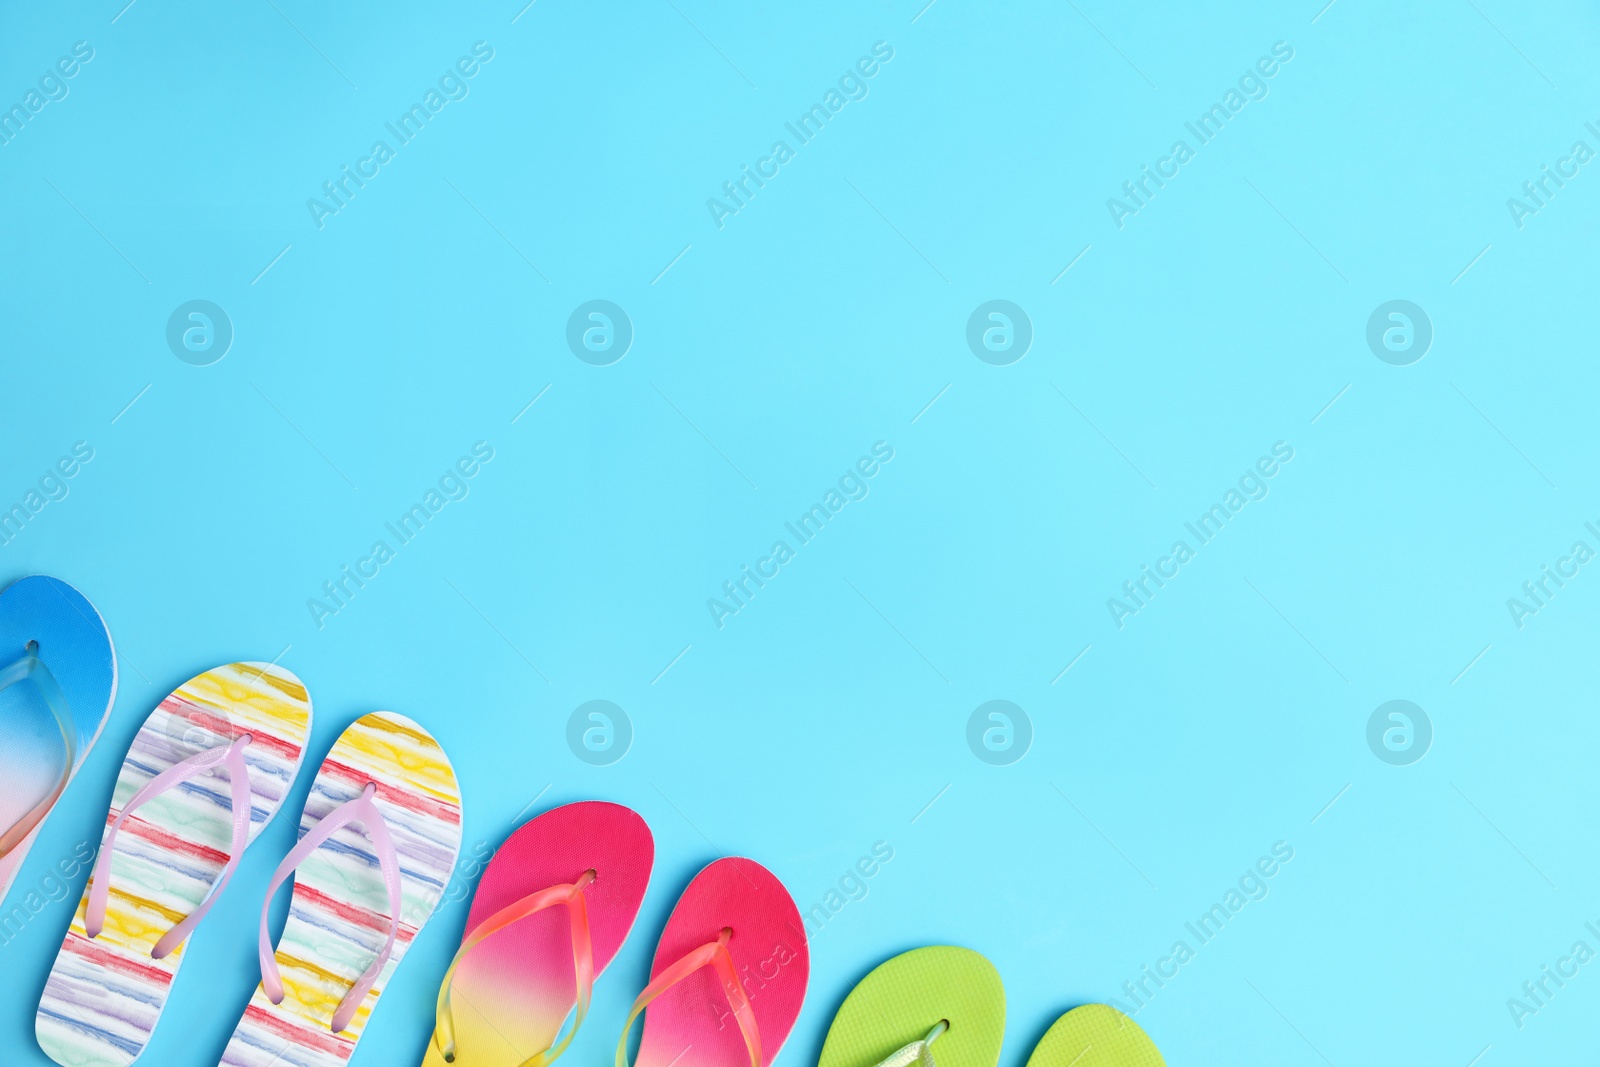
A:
[819, 946, 1005, 1067]
[1024, 1005, 1165, 1067]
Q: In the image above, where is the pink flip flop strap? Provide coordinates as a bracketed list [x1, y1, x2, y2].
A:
[85, 733, 256, 959]
[432, 869, 597, 1066]
[0, 646, 77, 857]
[615, 928, 762, 1067]
[257, 781, 404, 1034]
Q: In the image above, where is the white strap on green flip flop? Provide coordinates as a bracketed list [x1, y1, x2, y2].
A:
[873, 1020, 950, 1067]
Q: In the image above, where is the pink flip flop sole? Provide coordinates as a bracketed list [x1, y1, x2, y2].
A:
[634, 858, 808, 1067]
[422, 801, 654, 1066]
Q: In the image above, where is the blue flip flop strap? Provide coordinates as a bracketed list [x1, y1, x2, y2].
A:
[0, 648, 77, 856]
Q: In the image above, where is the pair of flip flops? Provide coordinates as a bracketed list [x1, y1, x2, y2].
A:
[820, 948, 1163, 1067]
[423, 802, 809, 1067]
[29, 657, 463, 1067]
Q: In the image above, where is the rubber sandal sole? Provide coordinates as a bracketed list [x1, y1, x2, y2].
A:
[1023, 1005, 1164, 1067]
[818, 946, 1004, 1067]
[0, 575, 117, 903]
[420, 800, 653, 1067]
[631, 857, 808, 1067]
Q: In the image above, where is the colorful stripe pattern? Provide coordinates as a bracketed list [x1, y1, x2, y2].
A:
[220, 710, 461, 1067]
[36, 662, 312, 1067]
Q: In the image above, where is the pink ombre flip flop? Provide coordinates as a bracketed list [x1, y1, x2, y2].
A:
[616, 858, 808, 1067]
[422, 802, 654, 1067]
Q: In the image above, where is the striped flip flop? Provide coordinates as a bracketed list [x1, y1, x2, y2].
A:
[220, 710, 462, 1067]
[1023, 1006, 1164, 1067]
[35, 662, 313, 1067]
[0, 575, 117, 904]
[818, 947, 1004, 1067]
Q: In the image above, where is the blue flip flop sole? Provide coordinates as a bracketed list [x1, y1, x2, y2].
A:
[0, 575, 116, 900]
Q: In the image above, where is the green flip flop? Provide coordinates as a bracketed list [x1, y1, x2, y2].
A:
[1024, 1005, 1165, 1067]
[819, 946, 1005, 1067]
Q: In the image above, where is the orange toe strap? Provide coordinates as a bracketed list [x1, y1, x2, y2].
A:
[433, 869, 596, 1067]
[615, 928, 761, 1067]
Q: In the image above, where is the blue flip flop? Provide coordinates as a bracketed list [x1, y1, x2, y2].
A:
[0, 575, 117, 902]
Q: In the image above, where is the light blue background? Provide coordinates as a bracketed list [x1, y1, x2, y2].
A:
[3, 0, 1599, 1064]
